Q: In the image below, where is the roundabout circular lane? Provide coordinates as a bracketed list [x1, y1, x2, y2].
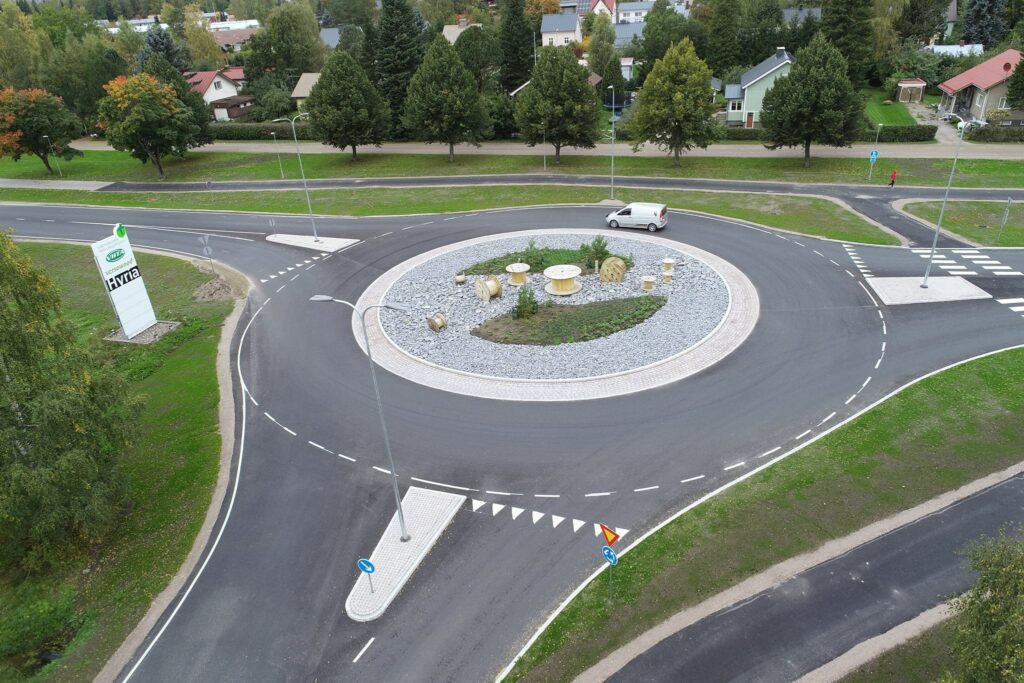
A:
[239, 206, 886, 504]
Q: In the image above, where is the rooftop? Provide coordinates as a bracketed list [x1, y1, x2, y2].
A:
[939, 48, 1022, 95]
[740, 47, 793, 88]
[613, 21, 643, 48]
[781, 7, 821, 23]
[541, 13, 580, 32]
[291, 72, 321, 99]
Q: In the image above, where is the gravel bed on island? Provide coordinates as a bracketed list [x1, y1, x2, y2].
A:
[378, 234, 729, 380]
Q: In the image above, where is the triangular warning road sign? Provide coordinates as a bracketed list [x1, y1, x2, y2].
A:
[599, 523, 620, 546]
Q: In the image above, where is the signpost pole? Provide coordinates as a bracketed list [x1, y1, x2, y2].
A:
[997, 197, 1012, 245]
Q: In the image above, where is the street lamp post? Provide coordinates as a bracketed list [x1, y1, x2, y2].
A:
[42, 135, 62, 177]
[270, 131, 284, 179]
[274, 113, 320, 243]
[309, 295, 412, 541]
[921, 122, 967, 289]
[607, 85, 615, 201]
[868, 124, 882, 181]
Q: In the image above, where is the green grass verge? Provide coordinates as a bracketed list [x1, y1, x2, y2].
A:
[465, 243, 632, 276]
[473, 296, 666, 346]
[507, 346, 1024, 682]
[902, 200, 1024, 246]
[0, 185, 900, 245]
[1, 150, 1021, 188]
[863, 87, 918, 127]
[839, 617, 959, 683]
[0, 243, 233, 682]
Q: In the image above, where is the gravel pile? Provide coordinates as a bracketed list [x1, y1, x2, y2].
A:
[378, 234, 729, 380]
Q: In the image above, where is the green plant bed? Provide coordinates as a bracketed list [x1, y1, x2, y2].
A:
[472, 296, 666, 346]
[464, 242, 633, 277]
[0, 243, 232, 682]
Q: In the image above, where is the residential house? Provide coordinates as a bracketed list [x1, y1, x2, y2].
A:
[208, 19, 259, 30]
[781, 6, 821, 23]
[613, 21, 643, 49]
[211, 96, 255, 121]
[222, 66, 246, 87]
[541, 13, 581, 47]
[620, 56, 634, 80]
[186, 70, 243, 104]
[724, 47, 793, 128]
[442, 17, 481, 43]
[320, 27, 340, 48]
[107, 21, 169, 34]
[291, 72, 321, 109]
[589, 0, 614, 17]
[560, 0, 580, 13]
[211, 27, 258, 52]
[617, 1, 653, 23]
[672, 1, 690, 17]
[938, 48, 1024, 125]
[924, 41, 983, 57]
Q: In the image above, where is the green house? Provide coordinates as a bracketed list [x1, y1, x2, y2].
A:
[724, 47, 794, 128]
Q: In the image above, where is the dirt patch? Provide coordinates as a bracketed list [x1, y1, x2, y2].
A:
[104, 320, 180, 345]
[192, 276, 234, 301]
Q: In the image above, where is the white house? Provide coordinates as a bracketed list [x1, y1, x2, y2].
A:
[616, 1, 653, 23]
[186, 70, 242, 105]
[208, 19, 259, 31]
[541, 13, 581, 47]
[589, 0, 614, 16]
[925, 42, 984, 58]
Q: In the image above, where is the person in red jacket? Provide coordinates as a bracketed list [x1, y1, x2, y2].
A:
[889, 169, 898, 188]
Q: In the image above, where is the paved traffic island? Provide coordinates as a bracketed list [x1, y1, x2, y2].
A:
[354, 230, 760, 401]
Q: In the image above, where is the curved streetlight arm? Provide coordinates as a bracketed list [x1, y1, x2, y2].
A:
[310, 295, 411, 541]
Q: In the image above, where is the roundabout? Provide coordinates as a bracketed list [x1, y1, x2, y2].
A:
[355, 229, 760, 400]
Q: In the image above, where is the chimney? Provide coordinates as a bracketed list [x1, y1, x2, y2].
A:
[776, 47, 787, 58]
[458, 15, 467, 26]
[959, 39, 965, 47]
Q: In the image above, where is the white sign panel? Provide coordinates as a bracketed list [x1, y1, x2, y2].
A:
[91, 225, 157, 339]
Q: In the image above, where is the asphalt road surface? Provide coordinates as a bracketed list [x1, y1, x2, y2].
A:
[2, 201, 1022, 682]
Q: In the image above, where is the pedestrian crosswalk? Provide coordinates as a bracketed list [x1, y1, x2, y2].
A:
[997, 298, 1024, 318]
[842, 244, 872, 278]
[910, 249, 1023, 276]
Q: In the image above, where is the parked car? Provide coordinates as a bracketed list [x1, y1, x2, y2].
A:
[604, 203, 668, 231]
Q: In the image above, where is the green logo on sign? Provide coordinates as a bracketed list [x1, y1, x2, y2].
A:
[115, 224, 127, 238]
[105, 248, 126, 263]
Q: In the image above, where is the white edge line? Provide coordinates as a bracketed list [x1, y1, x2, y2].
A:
[495, 340, 1024, 683]
[353, 637, 375, 663]
[121, 304, 262, 682]
[410, 477, 479, 492]
[858, 281, 880, 308]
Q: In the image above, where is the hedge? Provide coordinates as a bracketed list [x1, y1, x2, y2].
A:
[855, 124, 937, 142]
[209, 121, 316, 140]
[967, 126, 1024, 142]
[722, 127, 765, 141]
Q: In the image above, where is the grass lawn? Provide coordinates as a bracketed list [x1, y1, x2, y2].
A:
[0, 186, 901, 245]
[507, 346, 1024, 682]
[863, 87, 918, 126]
[903, 200, 1024, 246]
[0, 243, 233, 682]
[1, 150, 1022, 188]
[840, 617, 959, 683]
[473, 296, 666, 345]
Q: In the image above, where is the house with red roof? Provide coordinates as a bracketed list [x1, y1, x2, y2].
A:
[184, 69, 254, 121]
[589, 0, 614, 16]
[938, 49, 1023, 126]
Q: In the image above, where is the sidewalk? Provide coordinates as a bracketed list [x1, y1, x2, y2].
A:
[70, 138, 1024, 160]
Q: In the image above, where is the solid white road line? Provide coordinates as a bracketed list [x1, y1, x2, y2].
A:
[353, 637, 375, 663]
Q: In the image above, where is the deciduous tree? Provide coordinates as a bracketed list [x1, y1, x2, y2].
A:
[0, 233, 139, 573]
[183, 3, 225, 68]
[524, 0, 559, 20]
[821, 0, 873, 85]
[500, 0, 534, 91]
[588, 14, 624, 95]
[112, 18, 145, 72]
[323, 0, 376, 26]
[514, 46, 599, 163]
[97, 73, 198, 177]
[1008, 53, 1024, 108]
[244, 2, 328, 86]
[143, 53, 212, 147]
[377, 0, 426, 134]
[627, 38, 720, 165]
[740, 0, 782, 66]
[635, 0, 705, 86]
[0, 2, 52, 89]
[893, 0, 949, 42]
[0, 88, 82, 174]
[227, 0, 276, 22]
[403, 34, 488, 160]
[760, 32, 863, 166]
[307, 48, 389, 158]
[454, 24, 499, 92]
[43, 33, 127, 126]
[30, 4, 99, 50]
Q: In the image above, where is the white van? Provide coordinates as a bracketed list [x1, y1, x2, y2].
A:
[604, 203, 668, 231]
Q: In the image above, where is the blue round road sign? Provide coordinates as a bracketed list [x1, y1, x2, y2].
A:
[357, 558, 375, 574]
[602, 545, 618, 566]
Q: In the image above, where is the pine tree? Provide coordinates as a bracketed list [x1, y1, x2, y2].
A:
[306, 48, 390, 159]
[377, 0, 426, 135]
[627, 38, 720, 165]
[821, 0, 873, 85]
[741, 0, 782, 66]
[513, 46, 600, 163]
[403, 35, 488, 160]
[500, 0, 534, 92]
[706, 0, 741, 74]
[141, 24, 187, 70]
[636, 0, 702, 86]
[760, 33, 864, 166]
[588, 14, 624, 96]
[962, 0, 1009, 47]
[455, 25, 500, 92]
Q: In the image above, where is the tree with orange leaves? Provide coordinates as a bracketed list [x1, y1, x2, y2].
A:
[525, 0, 560, 19]
[0, 88, 82, 175]
[96, 73, 199, 179]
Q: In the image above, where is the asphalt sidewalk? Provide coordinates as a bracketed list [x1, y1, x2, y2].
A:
[69, 137, 1024, 160]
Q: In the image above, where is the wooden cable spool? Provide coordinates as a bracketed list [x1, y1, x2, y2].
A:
[474, 276, 502, 301]
[599, 257, 627, 283]
[426, 313, 448, 332]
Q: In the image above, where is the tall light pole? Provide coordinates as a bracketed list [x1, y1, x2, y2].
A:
[607, 85, 615, 200]
[310, 295, 412, 541]
[42, 135, 62, 177]
[921, 122, 967, 289]
[868, 123, 882, 181]
[274, 113, 320, 243]
[270, 131, 284, 179]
